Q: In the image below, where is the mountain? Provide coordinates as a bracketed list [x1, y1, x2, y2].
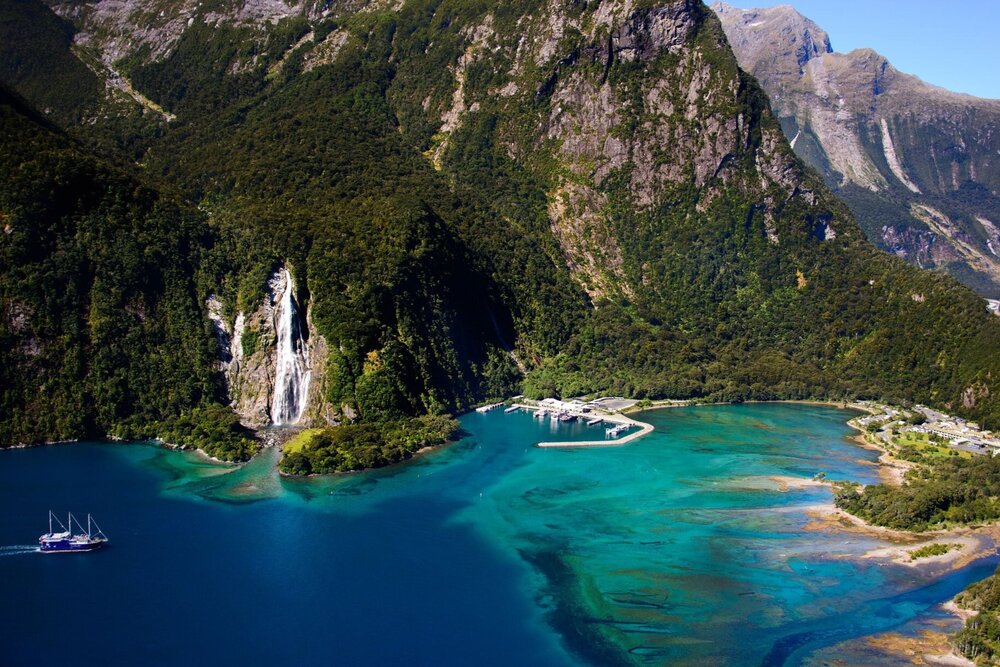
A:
[3, 0, 1000, 449]
[0, 0, 171, 156]
[713, 2, 1000, 299]
[0, 83, 228, 445]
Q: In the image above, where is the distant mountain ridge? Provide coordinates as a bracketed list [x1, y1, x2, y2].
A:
[713, 2, 1000, 299]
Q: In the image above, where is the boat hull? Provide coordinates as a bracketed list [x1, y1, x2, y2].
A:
[38, 538, 107, 553]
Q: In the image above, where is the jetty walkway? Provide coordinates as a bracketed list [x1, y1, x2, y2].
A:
[509, 404, 654, 448]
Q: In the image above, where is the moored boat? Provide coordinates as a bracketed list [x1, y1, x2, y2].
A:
[39, 511, 108, 553]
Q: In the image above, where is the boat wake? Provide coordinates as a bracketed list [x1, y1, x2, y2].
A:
[0, 545, 39, 557]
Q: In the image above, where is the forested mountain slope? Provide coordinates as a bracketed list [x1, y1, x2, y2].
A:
[0, 0, 170, 156]
[3, 0, 1000, 447]
[714, 2, 1000, 299]
[0, 85, 223, 444]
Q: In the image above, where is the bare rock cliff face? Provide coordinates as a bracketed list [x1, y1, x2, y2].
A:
[713, 2, 831, 86]
[301, 309, 339, 426]
[47, 0, 381, 66]
[713, 1, 1000, 299]
[225, 294, 274, 429]
[434, 1, 838, 302]
[46, 0, 840, 308]
[612, 2, 700, 61]
[209, 268, 335, 429]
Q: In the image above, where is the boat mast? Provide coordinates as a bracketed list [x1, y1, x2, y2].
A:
[48, 510, 52, 536]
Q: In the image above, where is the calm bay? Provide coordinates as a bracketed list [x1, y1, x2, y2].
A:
[1, 403, 993, 665]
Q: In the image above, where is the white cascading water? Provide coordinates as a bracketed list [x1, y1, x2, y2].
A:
[271, 268, 311, 425]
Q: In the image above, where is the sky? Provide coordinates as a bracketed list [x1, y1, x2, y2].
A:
[725, 1, 1000, 99]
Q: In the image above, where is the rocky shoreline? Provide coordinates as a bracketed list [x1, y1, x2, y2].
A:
[808, 410, 995, 666]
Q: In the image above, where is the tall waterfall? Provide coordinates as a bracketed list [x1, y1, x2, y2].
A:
[271, 269, 311, 425]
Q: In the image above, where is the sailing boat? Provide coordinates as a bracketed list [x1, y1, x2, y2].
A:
[38, 511, 108, 553]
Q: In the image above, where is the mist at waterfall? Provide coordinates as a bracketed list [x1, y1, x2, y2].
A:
[271, 268, 311, 425]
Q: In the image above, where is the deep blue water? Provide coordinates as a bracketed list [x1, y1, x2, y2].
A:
[0, 442, 573, 666]
[0, 404, 993, 666]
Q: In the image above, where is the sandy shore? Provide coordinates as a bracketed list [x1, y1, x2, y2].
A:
[824, 412, 1000, 571]
[863, 630, 975, 667]
[760, 473, 998, 575]
[4, 438, 81, 449]
[941, 599, 979, 623]
[861, 533, 984, 569]
[804, 503, 1000, 571]
[152, 438, 238, 466]
[191, 447, 237, 466]
[794, 407, 999, 666]
[801, 503, 995, 665]
[766, 474, 831, 492]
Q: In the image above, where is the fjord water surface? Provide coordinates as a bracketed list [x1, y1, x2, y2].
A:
[0, 404, 990, 665]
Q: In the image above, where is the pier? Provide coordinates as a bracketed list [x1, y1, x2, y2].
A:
[504, 398, 654, 448]
[476, 402, 505, 413]
[535, 413, 653, 448]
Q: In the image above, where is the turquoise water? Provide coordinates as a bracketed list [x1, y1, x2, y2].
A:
[0, 404, 992, 665]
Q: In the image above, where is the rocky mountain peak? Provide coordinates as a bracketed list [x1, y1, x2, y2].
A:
[715, 2, 1000, 299]
[712, 2, 830, 83]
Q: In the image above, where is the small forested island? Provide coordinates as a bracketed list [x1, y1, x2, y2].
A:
[279, 415, 459, 475]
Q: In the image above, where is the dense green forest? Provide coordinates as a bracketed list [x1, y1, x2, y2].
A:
[0, 87, 228, 447]
[833, 440, 1000, 663]
[128, 405, 259, 462]
[124, 0, 1000, 429]
[835, 456, 1000, 532]
[2, 0, 1000, 461]
[280, 414, 458, 474]
[955, 568, 1000, 665]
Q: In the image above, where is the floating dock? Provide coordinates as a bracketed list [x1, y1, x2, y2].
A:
[504, 406, 519, 414]
[586, 417, 603, 426]
[606, 423, 630, 437]
[476, 402, 505, 413]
